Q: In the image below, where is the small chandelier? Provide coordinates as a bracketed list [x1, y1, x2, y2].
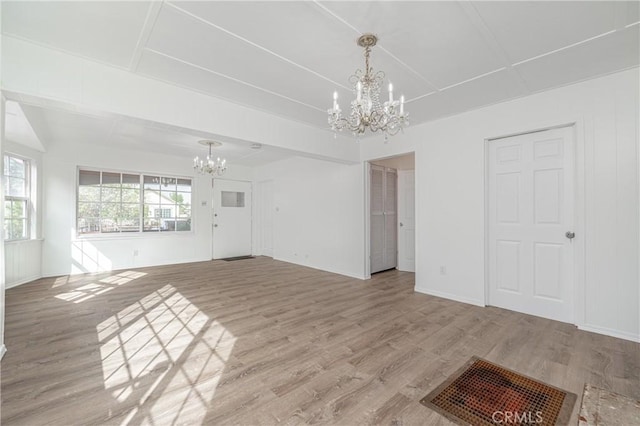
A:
[193, 140, 227, 176]
[328, 34, 409, 140]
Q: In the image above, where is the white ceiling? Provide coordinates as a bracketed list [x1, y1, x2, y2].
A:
[2, 1, 639, 132]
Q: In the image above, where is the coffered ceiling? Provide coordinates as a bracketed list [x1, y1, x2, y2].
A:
[2, 1, 639, 130]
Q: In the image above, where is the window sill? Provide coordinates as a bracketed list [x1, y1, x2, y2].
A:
[74, 231, 196, 242]
[4, 238, 44, 245]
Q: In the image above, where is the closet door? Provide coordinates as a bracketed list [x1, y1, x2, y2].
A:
[370, 165, 385, 273]
[370, 165, 398, 274]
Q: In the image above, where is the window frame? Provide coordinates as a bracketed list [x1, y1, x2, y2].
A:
[76, 167, 194, 238]
[4, 153, 32, 241]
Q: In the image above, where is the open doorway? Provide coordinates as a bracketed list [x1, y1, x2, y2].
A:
[367, 153, 415, 276]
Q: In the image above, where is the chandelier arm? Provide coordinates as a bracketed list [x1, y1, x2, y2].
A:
[328, 33, 408, 140]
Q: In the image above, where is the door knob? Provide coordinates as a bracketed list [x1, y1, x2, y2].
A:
[214, 224, 218, 228]
[565, 231, 575, 239]
[399, 222, 404, 227]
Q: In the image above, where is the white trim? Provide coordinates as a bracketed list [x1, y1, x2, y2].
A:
[483, 135, 490, 307]
[4, 237, 44, 245]
[75, 166, 195, 238]
[415, 286, 485, 307]
[274, 256, 366, 280]
[3, 152, 33, 241]
[6, 274, 43, 289]
[363, 162, 371, 279]
[0, 344, 6, 361]
[413, 150, 419, 287]
[42, 256, 212, 279]
[578, 324, 640, 343]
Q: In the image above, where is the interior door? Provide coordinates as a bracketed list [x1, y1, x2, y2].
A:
[488, 126, 574, 323]
[370, 165, 397, 274]
[212, 179, 252, 259]
[397, 170, 415, 272]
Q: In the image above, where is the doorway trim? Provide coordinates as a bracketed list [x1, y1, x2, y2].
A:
[483, 119, 586, 327]
[364, 152, 416, 279]
[364, 162, 371, 279]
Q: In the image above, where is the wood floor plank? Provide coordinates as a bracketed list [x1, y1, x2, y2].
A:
[1, 257, 638, 425]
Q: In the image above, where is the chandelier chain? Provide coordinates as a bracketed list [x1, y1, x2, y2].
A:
[365, 45, 371, 75]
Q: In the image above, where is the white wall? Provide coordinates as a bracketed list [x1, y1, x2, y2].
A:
[0, 96, 5, 358]
[42, 139, 252, 277]
[362, 68, 640, 342]
[253, 157, 366, 279]
[0, 0, 6, 359]
[5, 239, 41, 289]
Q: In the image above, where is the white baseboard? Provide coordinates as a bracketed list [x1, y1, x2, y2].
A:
[578, 324, 640, 343]
[6, 274, 43, 289]
[42, 256, 212, 278]
[0, 344, 6, 361]
[414, 286, 485, 307]
[273, 257, 366, 280]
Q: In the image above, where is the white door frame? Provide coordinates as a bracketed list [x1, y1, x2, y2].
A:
[363, 154, 416, 279]
[397, 170, 416, 272]
[483, 121, 586, 326]
[364, 162, 371, 279]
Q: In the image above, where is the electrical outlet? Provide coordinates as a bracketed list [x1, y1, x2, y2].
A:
[440, 266, 446, 275]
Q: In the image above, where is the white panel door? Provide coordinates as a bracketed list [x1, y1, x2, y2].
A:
[488, 127, 574, 323]
[212, 179, 252, 259]
[398, 170, 415, 272]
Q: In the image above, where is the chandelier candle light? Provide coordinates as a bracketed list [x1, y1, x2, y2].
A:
[193, 140, 227, 176]
[328, 34, 409, 140]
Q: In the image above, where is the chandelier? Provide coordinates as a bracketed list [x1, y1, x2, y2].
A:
[193, 140, 227, 176]
[328, 34, 409, 140]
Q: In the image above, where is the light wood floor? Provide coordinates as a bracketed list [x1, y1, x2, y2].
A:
[1, 257, 638, 425]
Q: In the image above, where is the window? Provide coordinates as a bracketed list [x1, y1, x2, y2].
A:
[143, 176, 192, 232]
[77, 169, 191, 235]
[221, 191, 245, 208]
[4, 154, 30, 240]
[154, 208, 172, 218]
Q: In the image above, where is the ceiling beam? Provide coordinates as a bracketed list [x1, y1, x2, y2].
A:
[2, 36, 360, 164]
